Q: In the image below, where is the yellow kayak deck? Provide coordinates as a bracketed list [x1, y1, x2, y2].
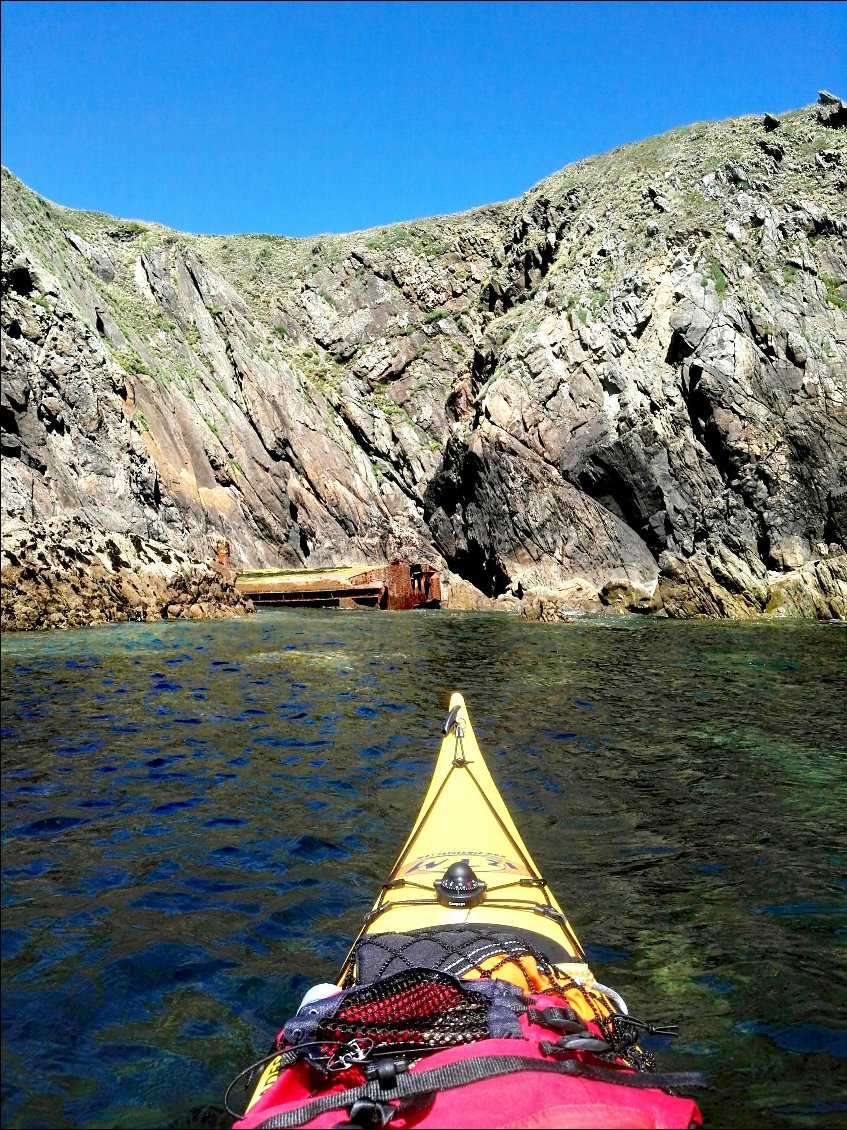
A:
[246, 692, 623, 1113]
[340, 692, 593, 986]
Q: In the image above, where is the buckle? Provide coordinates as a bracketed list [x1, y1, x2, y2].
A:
[541, 1034, 612, 1056]
[346, 1097, 396, 1127]
[329, 1037, 375, 1071]
[528, 1006, 586, 1034]
[364, 1057, 409, 1090]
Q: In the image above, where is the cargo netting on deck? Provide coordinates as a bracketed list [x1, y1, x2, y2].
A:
[314, 968, 491, 1064]
[345, 925, 659, 1073]
[346, 924, 563, 988]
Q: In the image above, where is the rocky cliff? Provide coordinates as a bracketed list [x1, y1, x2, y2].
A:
[2, 96, 846, 628]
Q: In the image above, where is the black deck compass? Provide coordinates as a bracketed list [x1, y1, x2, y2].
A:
[434, 859, 487, 908]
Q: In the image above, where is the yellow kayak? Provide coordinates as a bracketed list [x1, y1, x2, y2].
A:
[339, 691, 592, 986]
[241, 692, 652, 1119]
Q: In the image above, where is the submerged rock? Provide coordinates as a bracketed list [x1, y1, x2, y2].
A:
[520, 579, 604, 621]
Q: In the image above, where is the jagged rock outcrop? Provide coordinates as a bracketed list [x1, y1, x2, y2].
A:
[2, 95, 845, 628]
[0, 516, 252, 631]
[763, 553, 847, 618]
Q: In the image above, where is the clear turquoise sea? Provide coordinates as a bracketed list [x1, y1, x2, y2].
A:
[2, 611, 845, 1128]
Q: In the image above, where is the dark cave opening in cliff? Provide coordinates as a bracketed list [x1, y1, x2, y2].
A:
[449, 547, 511, 600]
[665, 330, 694, 368]
[1, 406, 21, 455]
[7, 266, 34, 296]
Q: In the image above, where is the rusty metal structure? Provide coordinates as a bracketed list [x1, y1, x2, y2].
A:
[235, 562, 441, 611]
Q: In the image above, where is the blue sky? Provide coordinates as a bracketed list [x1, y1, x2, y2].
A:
[1, 1, 844, 237]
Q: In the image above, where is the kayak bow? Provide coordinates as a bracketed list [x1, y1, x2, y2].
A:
[232, 692, 703, 1130]
[339, 691, 590, 984]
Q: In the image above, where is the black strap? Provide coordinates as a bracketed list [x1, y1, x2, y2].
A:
[256, 1054, 708, 1128]
[226, 1048, 300, 1121]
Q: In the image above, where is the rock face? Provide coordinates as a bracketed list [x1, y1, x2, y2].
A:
[0, 517, 253, 631]
[2, 99, 846, 628]
[763, 554, 847, 619]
